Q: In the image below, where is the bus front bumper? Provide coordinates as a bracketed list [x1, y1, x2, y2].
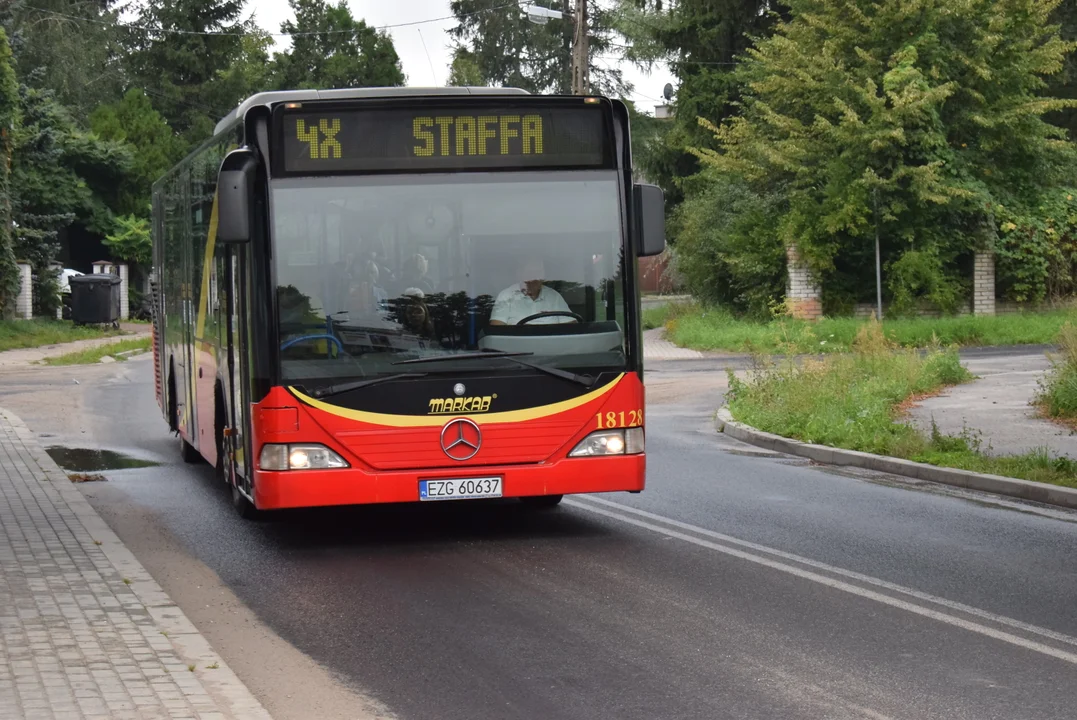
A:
[252, 454, 645, 510]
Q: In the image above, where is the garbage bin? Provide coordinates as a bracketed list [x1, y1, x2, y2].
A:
[69, 274, 122, 327]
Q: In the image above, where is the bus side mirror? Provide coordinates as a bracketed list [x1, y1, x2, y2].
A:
[217, 149, 257, 244]
[634, 183, 665, 257]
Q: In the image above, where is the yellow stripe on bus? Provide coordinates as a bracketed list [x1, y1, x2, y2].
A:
[193, 191, 220, 343]
[288, 374, 625, 428]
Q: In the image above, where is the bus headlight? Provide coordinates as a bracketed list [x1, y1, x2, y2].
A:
[569, 428, 644, 457]
[259, 443, 349, 470]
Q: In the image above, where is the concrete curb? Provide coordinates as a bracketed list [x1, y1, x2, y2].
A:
[0, 406, 274, 719]
[715, 407, 1077, 511]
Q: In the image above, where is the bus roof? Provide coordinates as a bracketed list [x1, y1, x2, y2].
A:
[214, 86, 531, 136]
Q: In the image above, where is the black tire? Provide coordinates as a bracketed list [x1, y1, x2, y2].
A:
[520, 494, 563, 509]
[231, 481, 260, 520]
[180, 436, 201, 464]
[214, 388, 228, 485]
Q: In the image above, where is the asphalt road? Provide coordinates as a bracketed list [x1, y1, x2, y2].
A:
[6, 354, 1077, 720]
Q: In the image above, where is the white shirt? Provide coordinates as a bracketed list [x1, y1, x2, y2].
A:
[490, 283, 572, 325]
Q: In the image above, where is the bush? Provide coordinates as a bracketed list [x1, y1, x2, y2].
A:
[1036, 322, 1077, 419]
[670, 175, 786, 318]
[995, 190, 1077, 304]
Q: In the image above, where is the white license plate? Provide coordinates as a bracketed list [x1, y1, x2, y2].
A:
[420, 477, 503, 501]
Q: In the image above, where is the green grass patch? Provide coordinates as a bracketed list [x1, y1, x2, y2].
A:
[0, 319, 121, 352]
[727, 322, 1077, 489]
[43, 337, 151, 366]
[662, 302, 1076, 354]
[1035, 323, 1077, 422]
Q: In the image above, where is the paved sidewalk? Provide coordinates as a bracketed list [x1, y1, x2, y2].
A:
[909, 352, 1077, 459]
[642, 328, 705, 360]
[0, 407, 271, 720]
[0, 331, 151, 368]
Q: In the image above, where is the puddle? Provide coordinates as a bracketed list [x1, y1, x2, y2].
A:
[45, 447, 160, 472]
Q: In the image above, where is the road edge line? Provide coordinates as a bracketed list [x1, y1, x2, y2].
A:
[715, 406, 1077, 511]
[1, 406, 274, 720]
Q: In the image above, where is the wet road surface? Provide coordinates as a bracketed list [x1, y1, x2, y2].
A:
[7, 354, 1077, 720]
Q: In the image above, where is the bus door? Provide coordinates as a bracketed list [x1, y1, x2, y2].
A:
[227, 245, 249, 481]
[179, 174, 198, 445]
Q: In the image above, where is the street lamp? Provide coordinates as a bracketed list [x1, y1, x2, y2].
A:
[521, 4, 564, 24]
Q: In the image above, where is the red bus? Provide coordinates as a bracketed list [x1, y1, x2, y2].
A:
[151, 87, 665, 518]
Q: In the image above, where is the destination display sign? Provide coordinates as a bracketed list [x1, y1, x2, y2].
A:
[276, 102, 611, 174]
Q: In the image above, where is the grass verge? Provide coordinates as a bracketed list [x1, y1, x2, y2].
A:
[1035, 323, 1077, 427]
[727, 322, 1077, 489]
[0, 319, 121, 352]
[43, 337, 151, 366]
[659, 301, 1075, 353]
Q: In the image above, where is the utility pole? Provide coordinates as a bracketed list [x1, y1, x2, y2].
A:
[523, 2, 587, 94]
[570, 0, 589, 95]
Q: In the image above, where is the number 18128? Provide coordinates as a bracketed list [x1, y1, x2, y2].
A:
[596, 410, 643, 429]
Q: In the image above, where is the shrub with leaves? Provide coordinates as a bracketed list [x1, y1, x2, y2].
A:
[688, 0, 1077, 312]
[104, 215, 151, 267]
[995, 189, 1077, 303]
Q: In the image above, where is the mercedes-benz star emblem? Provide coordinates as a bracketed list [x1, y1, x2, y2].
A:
[440, 418, 481, 461]
[453, 383, 466, 397]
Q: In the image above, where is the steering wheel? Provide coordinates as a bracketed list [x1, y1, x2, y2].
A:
[280, 334, 344, 352]
[516, 311, 583, 325]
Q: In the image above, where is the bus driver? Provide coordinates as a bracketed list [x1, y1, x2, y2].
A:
[489, 256, 575, 326]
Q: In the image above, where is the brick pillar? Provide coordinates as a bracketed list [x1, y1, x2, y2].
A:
[15, 263, 31, 319]
[117, 263, 129, 320]
[785, 244, 823, 320]
[973, 251, 995, 316]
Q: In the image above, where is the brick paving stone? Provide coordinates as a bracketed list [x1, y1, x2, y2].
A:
[0, 407, 273, 719]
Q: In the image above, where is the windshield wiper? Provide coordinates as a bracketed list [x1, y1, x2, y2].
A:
[300, 372, 428, 399]
[394, 351, 594, 388]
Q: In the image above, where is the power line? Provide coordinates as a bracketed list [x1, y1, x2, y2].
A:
[22, 2, 521, 38]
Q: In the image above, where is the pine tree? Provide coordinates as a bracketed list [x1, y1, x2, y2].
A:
[449, 0, 628, 96]
[123, 0, 251, 146]
[613, 0, 786, 206]
[268, 0, 405, 90]
[694, 0, 1077, 312]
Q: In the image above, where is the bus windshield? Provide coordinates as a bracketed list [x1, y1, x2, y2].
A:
[271, 171, 628, 385]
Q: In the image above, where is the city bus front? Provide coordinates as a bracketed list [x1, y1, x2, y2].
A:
[234, 95, 664, 510]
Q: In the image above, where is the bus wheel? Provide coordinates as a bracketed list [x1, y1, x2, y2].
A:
[180, 436, 201, 464]
[520, 494, 563, 509]
[231, 480, 260, 520]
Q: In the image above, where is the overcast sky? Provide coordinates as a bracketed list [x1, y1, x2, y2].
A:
[244, 0, 673, 113]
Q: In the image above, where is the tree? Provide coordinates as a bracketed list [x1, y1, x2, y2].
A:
[269, 0, 405, 90]
[123, 0, 252, 147]
[12, 85, 132, 315]
[447, 49, 485, 87]
[0, 1, 125, 122]
[103, 215, 151, 266]
[90, 89, 185, 217]
[1046, 0, 1076, 139]
[448, 0, 628, 96]
[613, 0, 786, 207]
[692, 0, 1077, 314]
[217, 28, 274, 102]
[0, 29, 19, 319]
